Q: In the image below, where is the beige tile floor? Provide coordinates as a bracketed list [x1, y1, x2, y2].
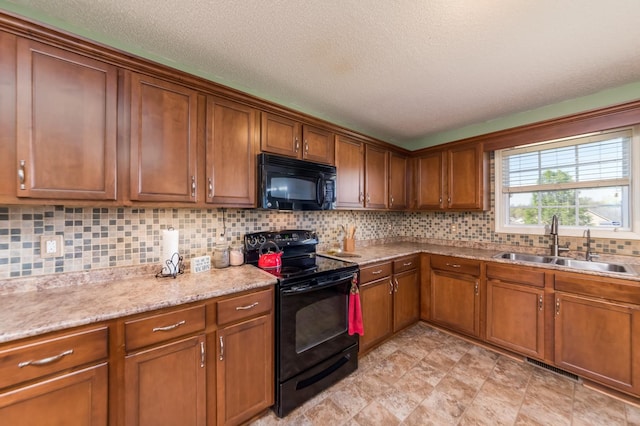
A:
[251, 322, 640, 425]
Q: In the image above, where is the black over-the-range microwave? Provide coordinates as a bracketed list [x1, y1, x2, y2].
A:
[258, 153, 337, 211]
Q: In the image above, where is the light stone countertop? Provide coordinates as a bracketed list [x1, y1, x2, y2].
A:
[3, 241, 640, 345]
[0, 264, 277, 344]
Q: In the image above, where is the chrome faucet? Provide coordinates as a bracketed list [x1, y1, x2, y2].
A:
[585, 229, 599, 261]
[549, 215, 569, 257]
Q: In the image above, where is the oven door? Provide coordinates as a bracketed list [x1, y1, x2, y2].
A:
[277, 271, 358, 381]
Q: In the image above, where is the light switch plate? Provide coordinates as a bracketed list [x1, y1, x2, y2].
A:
[40, 235, 64, 258]
[191, 255, 211, 273]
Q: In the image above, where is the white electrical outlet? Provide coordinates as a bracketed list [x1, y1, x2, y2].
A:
[191, 255, 211, 274]
[40, 235, 64, 258]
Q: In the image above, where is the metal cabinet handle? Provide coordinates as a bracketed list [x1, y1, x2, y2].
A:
[366, 193, 370, 203]
[208, 177, 213, 199]
[200, 341, 205, 368]
[18, 160, 26, 190]
[390, 195, 394, 207]
[219, 336, 224, 361]
[556, 298, 560, 315]
[403, 262, 412, 267]
[235, 302, 259, 310]
[439, 197, 442, 204]
[389, 279, 393, 295]
[152, 320, 186, 332]
[474, 280, 479, 295]
[295, 137, 300, 152]
[445, 263, 461, 268]
[305, 140, 309, 153]
[371, 270, 383, 275]
[538, 295, 543, 311]
[394, 277, 399, 292]
[359, 192, 364, 203]
[191, 176, 196, 197]
[19, 349, 73, 368]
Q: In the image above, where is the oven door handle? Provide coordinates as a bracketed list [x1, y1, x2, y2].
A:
[281, 279, 346, 295]
[316, 177, 325, 207]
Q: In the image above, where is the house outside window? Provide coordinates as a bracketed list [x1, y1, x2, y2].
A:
[494, 126, 640, 239]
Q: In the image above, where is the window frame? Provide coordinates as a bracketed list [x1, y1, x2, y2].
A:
[494, 125, 640, 239]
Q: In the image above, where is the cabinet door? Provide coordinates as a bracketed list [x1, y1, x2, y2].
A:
[0, 363, 108, 426]
[393, 269, 420, 332]
[217, 314, 274, 426]
[260, 112, 301, 158]
[430, 270, 480, 337]
[125, 335, 206, 426]
[486, 280, 544, 359]
[16, 39, 117, 200]
[447, 144, 484, 209]
[555, 293, 640, 394]
[414, 151, 444, 210]
[360, 277, 394, 353]
[364, 144, 388, 209]
[0, 31, 17, 203]
[206, 97, 258, 207]
[335, 135, 364, 208]
[302, 125, 335, 165]
[129, 73, 199, 202]
[388, 152, 408, 210]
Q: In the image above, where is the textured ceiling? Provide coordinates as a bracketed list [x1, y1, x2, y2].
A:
[4, 0, 640, 149]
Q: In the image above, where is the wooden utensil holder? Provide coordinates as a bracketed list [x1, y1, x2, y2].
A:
[343, 237, 355, 252]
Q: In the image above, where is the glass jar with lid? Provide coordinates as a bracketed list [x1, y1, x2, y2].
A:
[213, 242, 230, 268]
[229, 244, 244, 266]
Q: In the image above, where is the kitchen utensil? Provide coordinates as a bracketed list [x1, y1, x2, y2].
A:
[258, 240, 283, 269]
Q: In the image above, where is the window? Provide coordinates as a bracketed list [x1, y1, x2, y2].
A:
[495, 127, 640, 238]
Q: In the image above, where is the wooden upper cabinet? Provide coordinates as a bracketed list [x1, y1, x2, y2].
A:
[335, 135, 365, 208]
[388, 152, 409, 210]
[302, 125, 335, 164]
[364, 144, 389, 209]
[447, 143, 488, 210]
[15, 38, 118, 200]
[206, 96, 258, 207]
[415, 151, 445, 210]
[0, 31, 17, 204]
[414, 143, 488, 211]
[261, 112, 334, 164]
[129, 73, 199, 202]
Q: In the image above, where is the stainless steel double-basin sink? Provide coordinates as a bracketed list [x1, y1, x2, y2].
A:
[493, 252, 638, 276]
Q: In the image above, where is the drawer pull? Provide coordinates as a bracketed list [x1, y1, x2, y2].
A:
[235, 302, 259, 311]
[200, 341, 205, 368]
[394, 277, 399, 292]
[389, 279, 393, 295]
[403, 262, 412, 267]
[219, 336, 224, 361]
[152, 320, 186, 332]
[371, 269, 384, 275]
[445, 263, 461, 268]
[18, 349, 73, 368]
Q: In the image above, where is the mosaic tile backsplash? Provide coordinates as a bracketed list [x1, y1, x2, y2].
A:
[2, 154, 640, 280]
[1, 204, 639, 280]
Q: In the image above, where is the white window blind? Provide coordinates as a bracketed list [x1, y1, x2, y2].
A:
[499, 129, 632, 229]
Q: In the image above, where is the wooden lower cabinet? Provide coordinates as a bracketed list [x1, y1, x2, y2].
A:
[393, 258, 420, 332]
[554, 292, 640, 394]
[485, 263, 546, 359]
[216, 314, 274, 426]
[0, 363, 108, 426]
[429, 256, 481, 338]
[124, 335, 206, 426]
[360, 273, 394, 352]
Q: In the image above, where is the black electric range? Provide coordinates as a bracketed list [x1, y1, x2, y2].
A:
[244, 230, 360, 417]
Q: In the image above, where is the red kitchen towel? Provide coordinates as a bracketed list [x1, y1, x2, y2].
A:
[348, 273, 364, 336]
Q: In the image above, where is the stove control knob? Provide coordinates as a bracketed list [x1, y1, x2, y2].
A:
[292, 233, 298, 241]
[304, 231, 312, 240]
[258, 235, 266, 245]
[247, 236, 258, 248]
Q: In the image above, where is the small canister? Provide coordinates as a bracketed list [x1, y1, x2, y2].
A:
[229, 244, 244, 266]
[213, 242, 230, 268]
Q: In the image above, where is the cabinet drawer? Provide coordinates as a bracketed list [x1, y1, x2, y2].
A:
[125, 305, 205, 352]
[0, 326, 108, 389]
[393, 255, 419, 274]
[486, 263, 545, 288]
[431, 255, 480, 276]
[217, 288, 273, 326]
[555, 272, 640, 305]
[360, 262, 392, 283]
